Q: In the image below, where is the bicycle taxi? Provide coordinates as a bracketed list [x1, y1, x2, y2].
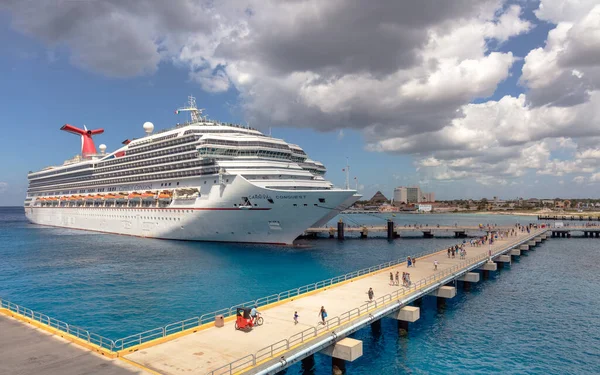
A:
[235, 307, 254, 331]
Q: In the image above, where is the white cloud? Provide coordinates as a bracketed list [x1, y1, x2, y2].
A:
[3, 1, 600, 195]
[419, 157, 442, 167]
[573, 176, 585, 184]
[521, 4, 600, 107]
[0, 182, 7, 193]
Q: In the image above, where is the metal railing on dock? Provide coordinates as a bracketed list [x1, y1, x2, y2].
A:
[0, 298, 116, 351]
[114, 248, 436, 350]
[205, 238, 530, 375]
[113, 230, 519, 351]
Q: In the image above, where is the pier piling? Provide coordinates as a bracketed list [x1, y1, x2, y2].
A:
[301, 355, 315, 372]
[321, 338, 363, 375]
[389, 306, 420, 335]
[337, 220, 344, 240]
[387, 220, 394, 240]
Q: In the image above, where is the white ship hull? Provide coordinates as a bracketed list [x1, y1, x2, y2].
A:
[25, 176, 356, 244]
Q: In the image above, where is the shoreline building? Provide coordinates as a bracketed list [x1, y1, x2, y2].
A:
[393, 186, 435, 205]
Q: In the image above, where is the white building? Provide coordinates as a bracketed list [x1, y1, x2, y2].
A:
[394, 186, 435, 204]
[393, 187, 408, 204]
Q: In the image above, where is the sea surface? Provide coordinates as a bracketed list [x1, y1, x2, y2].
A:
[1, 206, 598, 374]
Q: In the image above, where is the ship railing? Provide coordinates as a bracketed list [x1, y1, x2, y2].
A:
[111, 236, 494, 351]
[0, 298, 116, 351]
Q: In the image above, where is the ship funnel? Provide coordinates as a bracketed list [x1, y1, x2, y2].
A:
[60, 124, 104, 158]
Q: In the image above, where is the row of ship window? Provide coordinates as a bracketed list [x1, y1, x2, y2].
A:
[28, 167, 219, 193]
[30, 135, 193, 180]
[29, 160, 211, 189]
[124, 134, 196, 157]
[31, 143, 310, 185]
[197, 138, 292, 151]
[198, 147, 292, 160]
[126, 133, 178, 149]
[99, 141, 198, 168]
[184, 128, 265, 137]
[28, 163, 92, 179]
[62, 213, 184, 221]
[29, 149, 201, 186]
[95, 151, 198, 173]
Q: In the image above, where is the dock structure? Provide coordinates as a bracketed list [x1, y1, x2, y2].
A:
[118, 228, 547, 375]
[548, 226, 600, 238]
[1, 227, 548, 375]
[0, 313, 153, 375]
[538, 215, 600, 221]
[304, 222, 521, 240]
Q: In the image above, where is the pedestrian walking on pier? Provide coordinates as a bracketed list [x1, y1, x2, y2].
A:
[395, 271, 400, 286]
[434, 259, 438, 270]
[368, 287, 374, 302]
[447, 248, 451, 258]
[318, 306, 327, 325]
[389, 272, 394, 286]
[407, 257, 412, 268]
[294, 311, 299, 325]
[413, 257, 417, 267]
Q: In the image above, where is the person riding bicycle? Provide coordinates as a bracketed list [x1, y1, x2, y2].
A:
[250, 305, 259, 323]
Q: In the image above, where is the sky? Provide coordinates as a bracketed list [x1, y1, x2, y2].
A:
[1, 0, 600, 206]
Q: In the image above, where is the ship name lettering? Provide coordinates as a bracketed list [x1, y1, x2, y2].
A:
[249, 194, 272, 200]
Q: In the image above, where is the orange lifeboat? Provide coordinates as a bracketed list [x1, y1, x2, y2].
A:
[141, 191, 156, 200]
[158, 190, 173, 200]
[128, 192, 142, 199]
[105, 193, 117, 200]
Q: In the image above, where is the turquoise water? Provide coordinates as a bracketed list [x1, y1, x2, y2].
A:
[1, 207, 599, 374]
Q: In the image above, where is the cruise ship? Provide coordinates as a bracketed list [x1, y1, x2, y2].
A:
[24, 97, 360, 244]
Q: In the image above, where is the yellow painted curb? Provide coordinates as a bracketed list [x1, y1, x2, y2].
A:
[0, 307, 117, 358]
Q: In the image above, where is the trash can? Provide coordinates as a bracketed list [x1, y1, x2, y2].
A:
[215, 314, 224, 328]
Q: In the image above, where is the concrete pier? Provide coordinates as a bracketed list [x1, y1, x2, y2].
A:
[479, 261, 498, 271]
[0, 315, 151, 375]
[510, 249, 521, 256]
[3, 229, 547, 375]
[432, 286, 456, 307]
[457, 272, 479, 290]
[387, 220, 395, 240]
[520, 244, 529, 251]
[458, 272, 480, 283]
[389, 306, 420, 334]
[305, 224, 520, 239]
[337, 221, 344, 240]
[430, 286, 457, 299]
[321, 338, 363, 374]
[495, 254, 511, 268]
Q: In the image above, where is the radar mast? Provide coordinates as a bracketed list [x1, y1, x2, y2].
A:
[175, 95, 205, 123]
